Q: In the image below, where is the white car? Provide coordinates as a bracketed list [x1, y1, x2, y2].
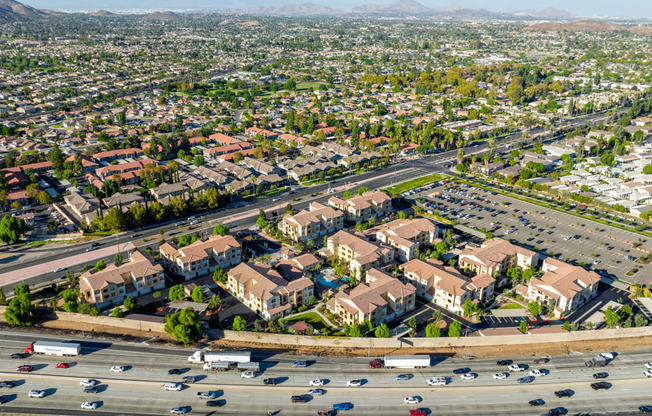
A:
[170, 407, 188, 415]
[28, 390, 45, 398]
[426, 377, 446, 386]
[644, 363, 652, 370]
[110, 366, 125, 373]
[308, 388, 325, 396]
[460, 373, 476, 380]
[508, 364, 525, 372]
[600, 353, 614, 360]
[197, 391, 217, 399]
[241, 371, 257, 379]
[346, 379, 362, 387]
[164, 383, 182, 391]
[493, 372, 508, 380]
[529, 369, 545, 377]
[645, 369, 652, 378]
[81, 402, 98, 410]
[80, 380, 99, 387]
[404, 397, 420, 404]
[309, 379, 324, 387]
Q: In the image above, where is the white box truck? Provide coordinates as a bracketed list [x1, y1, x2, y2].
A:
[188, 350, 251, 364]
[382, 355, 431, 369]
[25, 341, 81, 356]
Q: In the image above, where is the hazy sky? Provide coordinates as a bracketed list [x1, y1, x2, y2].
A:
[25, 0, 651, 17]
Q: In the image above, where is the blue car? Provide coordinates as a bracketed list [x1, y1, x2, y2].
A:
[333, 402, 353, 411]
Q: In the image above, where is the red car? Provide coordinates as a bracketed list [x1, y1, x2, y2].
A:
[17, 365, 33, 372]
[55, 363, 69, 369]
[409, 411, 426, 416]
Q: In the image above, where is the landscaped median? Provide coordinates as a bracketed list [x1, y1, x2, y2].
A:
[385, 173, 447, 196]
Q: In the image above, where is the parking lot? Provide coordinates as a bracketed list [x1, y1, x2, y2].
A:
[413, 180, 652, 284]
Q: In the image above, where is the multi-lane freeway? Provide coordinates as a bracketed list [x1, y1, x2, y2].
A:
[0, 332, 651, 415]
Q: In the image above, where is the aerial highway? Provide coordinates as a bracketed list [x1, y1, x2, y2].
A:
[0, 333, 651, 415]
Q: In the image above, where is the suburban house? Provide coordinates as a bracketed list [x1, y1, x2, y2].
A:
[93, 147, 144, 163]
[79, 249, 164, 308]
[159, 235, 242, 280]
[149, 182, 188, 204]
[401, 258, 495, 313]
[368, 218, 439, 262]
[326, 230, 394, 278]
[278, 202, 344, 242]
[458, 238, 539, 276]
[327, 191, 393, 223]
[527, 258, 601, 318]
[227, 261, 314, 320]
[326, 268, 416, 327]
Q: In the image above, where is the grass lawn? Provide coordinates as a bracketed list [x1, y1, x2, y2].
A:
[285, 312, 344, 336]
[498, 303, 526, 309]
[385, 173, 447, 196]
[296, 81, 324, 91]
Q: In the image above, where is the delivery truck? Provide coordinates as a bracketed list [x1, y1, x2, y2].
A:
[25, 341, 81, 356]
[188, 350, 251, 364]
[369, 355, 431, 369]
[585, 355, 607, 367]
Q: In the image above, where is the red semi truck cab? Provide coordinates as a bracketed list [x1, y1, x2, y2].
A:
[24, 342, 35, 354]
[369, 358, 383, 368]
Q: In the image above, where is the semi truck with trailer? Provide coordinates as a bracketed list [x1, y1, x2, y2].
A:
[189, 350, 251, 364]
[369, 355, 431, 369]
[25, 341, 81, 356]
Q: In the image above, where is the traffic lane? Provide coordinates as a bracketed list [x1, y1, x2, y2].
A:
[2, 370, 652, 416]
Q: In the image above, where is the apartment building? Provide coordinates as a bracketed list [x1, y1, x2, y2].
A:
[458, 238, 539, 276]
[369, 218, 439, 262]
[159, 235, 241, 280]
[401, 258, 495, 313]
[326, 268, 416, 327]
[227, 261, 314, 320]
[93, 147, 144, 163]
[326, 230, 394, 277]
[328, 191, 392, 223]
[278, 202, 344, 242]
[79, 250, 164, 308]
[527, 258, 601, 318]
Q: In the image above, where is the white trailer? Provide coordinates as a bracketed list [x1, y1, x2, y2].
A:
[188, 350, 251, 364]
[203, 362, 231, 371]
[383, 355, 431, 369]
[237, 362, 260, 372]
[26, 341, 81, 356]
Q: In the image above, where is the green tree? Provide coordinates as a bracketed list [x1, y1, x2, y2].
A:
[168, 284, 185, 301]
[193, 155, 204, 167]
[634, 313, 648, 327]
[604, 308, 621, 328]
[4, 284, 32, 326]
[212, 267, 228, 283]
[342, 190, 352, 199]
[89, 307, 100, 317]
[191, 286, 205, 303]
[562, 321, 571, 331]
[213, 224, 230, 236]
[164, 307, 204, 344]
[153, 291, 161, 300]
[207, 294, 222, 311]
[94, 260, 106, 271]
[519, 321, 528, 334]
[374, 323, 390, 338]
[232, 315, 247, 331]
[48, 144, 64, 171]
[425, 323, 440, 337]
[0, 287, 5, 306]
[528, 301, 543, 318]
[114, 253, 123, 265]
[395, 211, 407, 220]
[448, 320, 462, 337]
[111, 307, 124, 318]
[408, 317, 416, 329]
[357, 186, 370, 195]
[463, 299, 477, 317]
[123, 296, 138, 312]
[0, 215, 27, 244]
[256, 210, 267, 229]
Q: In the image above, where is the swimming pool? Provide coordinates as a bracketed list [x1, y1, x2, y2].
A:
[316, 276, 340, 289]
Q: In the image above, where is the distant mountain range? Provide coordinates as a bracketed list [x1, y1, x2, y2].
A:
[526, 19, 652, 34]
[0, 0, 578, 21]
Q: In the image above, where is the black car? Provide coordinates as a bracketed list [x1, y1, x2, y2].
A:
[206, 400, 224, 407]
[497, 360, 512, 366]
[549, 408, 566, 416]
[453, 368, 471, 374]
[590, 382, 611, 390]
[554, 390, 572, 398]
[83, 387, 100, 394]
[534, 358, 550, 364]
[640, 405, 652, 413]
[0, 396, 6, 404]
[168, 369, 181, 375]
[10, 353, 26, 359]
[518, 376, 534, 384]
[263, 378, 278, 385]
[529, 399, 545, 406]
[593, 372, 608, 379]
[0, 382, 14, 388]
